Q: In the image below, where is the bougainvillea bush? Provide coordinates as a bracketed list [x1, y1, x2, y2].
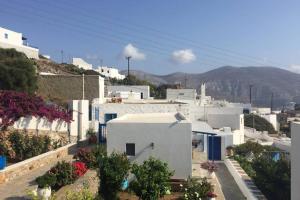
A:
[0, 90, 72, 130]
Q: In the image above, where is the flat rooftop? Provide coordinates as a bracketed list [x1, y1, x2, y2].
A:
[108, 112, 189, 123]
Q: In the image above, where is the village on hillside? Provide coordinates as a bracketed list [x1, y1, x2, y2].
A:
[0, 2, 297, 200]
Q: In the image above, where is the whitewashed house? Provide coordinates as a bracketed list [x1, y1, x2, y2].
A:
[107, 85, 150, 100]
[106, 113, 192, 179]
[72, 58, 93, 70]
[97, 66, 125, 80]
[0, 27, 39, 59]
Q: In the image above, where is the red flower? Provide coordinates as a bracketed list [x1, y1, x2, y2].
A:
[72, 161, 87, 178]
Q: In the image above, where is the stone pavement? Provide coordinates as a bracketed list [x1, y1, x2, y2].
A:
[215, 163, 246, 200]
[0, 149, 76, 200]
[192, 150, 225, 200]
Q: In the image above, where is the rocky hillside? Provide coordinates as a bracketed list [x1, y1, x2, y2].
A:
[122, 66, 300, 107]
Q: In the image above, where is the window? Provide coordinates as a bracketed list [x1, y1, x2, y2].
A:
[126, 143, 135, 156]
[4, 33, 8, 39]
[104, 113, 117, 123]
[179, 93, 184, 95]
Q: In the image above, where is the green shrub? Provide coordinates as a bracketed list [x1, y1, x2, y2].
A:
[233, 141, 264, 157]
[8, 131, 53, 161]
[35, 172, 57, 188]
[244, 114, 276, 134]
[0, 48, 37, 94]
[74, 145, 106, 169]
[181, 178, 213, 199]
[66, 187, 94, 200]
[130, 157, 174, 200]
[98, 152, 131, 200]
[49, 161, 76, 190]
[252, 157, 290, 200]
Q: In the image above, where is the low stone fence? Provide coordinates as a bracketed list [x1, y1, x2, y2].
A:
[224, 158, 266, 200]
[0, 143, 76, 185]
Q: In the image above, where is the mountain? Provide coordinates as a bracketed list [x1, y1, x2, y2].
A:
[121, 66, 300, 108]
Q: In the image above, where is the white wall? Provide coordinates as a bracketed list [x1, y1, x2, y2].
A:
[70, 100, 89, 140]
[13, 117, 68, 132]
[97, 66, 125, 80]
[0, 27, 39, 59]
[167, 89, 197, 101]
[207, 114, 243, 130]
[72, 58, 92, 70]
[260, 114, 279, 131]
[107, 85, 150, 99]
[107, 119, 192, 179]
[94, 103, 190, 124]
[291, 122, 300, 200]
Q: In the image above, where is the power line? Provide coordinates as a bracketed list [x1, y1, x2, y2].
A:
[43, 0, 285, 67]
[5, 0, 282, 67]
[0, 6, 220, 67]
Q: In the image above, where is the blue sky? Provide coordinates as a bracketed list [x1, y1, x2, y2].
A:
[1, 0, 300, 75]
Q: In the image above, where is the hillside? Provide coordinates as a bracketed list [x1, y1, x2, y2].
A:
[122, 66, 300, 107]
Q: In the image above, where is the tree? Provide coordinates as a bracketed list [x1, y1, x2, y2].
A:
[130, 157, 174, 200]
[0, 90, 72, 130]
[98, 152, 131, 200]
[252, 157, 290, 200]
[244, 114, 276, 134]
[0, 48, 37, 94]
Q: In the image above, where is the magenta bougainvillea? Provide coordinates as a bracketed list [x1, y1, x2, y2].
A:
[0, 90, 72, 130]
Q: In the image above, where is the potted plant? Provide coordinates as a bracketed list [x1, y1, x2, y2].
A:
[201, 161, 218, 179]
[86, 128, 97, 144]
[207, 191, 217, 200]
[226, 146, 234, 157]
[35, 173, 56, 200]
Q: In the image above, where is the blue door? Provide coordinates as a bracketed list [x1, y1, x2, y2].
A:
[99, 123, 107, 143]
[208, 136, 221, 161]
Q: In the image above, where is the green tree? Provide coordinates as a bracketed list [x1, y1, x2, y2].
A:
[0, 48, 37, 94]
[130, 157, 174, 200]
[98, 152, 131, 200]
[244, 114, 276, 134]
[252, 157, 290, 200]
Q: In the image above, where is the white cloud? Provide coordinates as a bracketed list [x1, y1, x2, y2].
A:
[122, 43, 146, 60]
[171, 49, 196, 64]
[86, 54, 99, 60]
[288, 65, 300, 73]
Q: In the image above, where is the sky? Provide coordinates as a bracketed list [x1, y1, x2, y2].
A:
[1, 0, 300, 75]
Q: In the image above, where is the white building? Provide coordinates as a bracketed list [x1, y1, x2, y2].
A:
[97, 66, 125, 80]
[0, 27, 39, 59]
[107, 85, 150, 99]
[291, 122, 300, 200]
[72, 58, 93, 70]
[167, 89, 197, 101]
[107, 113, 192, 179]
[207, 113, 244, 145]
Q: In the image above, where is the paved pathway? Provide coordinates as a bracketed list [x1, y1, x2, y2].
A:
[0, 150, 76, 200]
[215, 163, 246, 200]
[192, 150, 225, 200]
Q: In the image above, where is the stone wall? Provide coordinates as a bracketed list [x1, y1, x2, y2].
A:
[0, 143, 76, 185]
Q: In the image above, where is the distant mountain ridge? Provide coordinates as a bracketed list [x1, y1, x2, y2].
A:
[121, 66, 300, 107]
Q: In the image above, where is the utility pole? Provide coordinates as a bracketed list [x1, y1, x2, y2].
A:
[126, 56, 131, 83]
[61, 50, 64, 64]
[249, 84, 253, 105]
[271, 92, 274, 113]
[184, 73, 187, 88]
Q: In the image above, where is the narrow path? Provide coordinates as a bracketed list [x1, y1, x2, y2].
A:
[0, 150, 76, 200]
[215, 163, 246, 200]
